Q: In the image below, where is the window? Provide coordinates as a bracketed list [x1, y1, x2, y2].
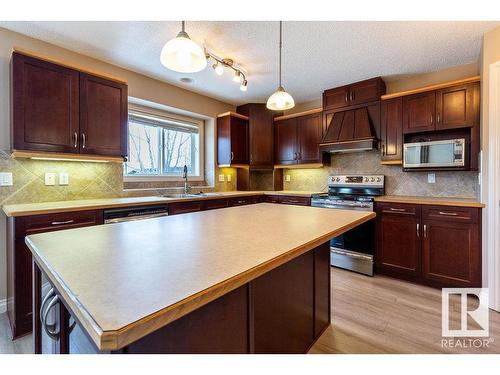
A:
[124, 106, 204, 180]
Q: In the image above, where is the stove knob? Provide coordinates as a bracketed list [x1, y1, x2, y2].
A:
[377, 177, 381, 182]
[370, 177, 375, 182]
[364, 177, 369, 182]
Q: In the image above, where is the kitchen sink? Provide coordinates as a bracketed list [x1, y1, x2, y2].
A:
[163, 192, 222, 199]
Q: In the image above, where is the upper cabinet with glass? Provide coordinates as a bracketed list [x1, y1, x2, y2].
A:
[10, 51, 128, 162]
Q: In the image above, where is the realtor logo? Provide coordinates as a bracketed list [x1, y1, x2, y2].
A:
[442, 288, 489, 337]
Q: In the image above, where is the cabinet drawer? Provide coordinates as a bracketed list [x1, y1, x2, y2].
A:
[279, 196, 311, 206]
[265, 195, 281, 203]
[376, 203, 420, 217]
[422, 205, 478, 223]
[229, 196, 257, 207]
[15, 210, 103, 238]
[202, 198, 229, 211]
[169, 201, 203, 215]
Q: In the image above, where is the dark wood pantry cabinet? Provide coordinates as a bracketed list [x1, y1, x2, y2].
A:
[10, 51, 128, 160]
[375, 202, 482, 288]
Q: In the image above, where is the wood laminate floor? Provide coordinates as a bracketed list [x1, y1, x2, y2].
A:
[1, 267, 499, 354]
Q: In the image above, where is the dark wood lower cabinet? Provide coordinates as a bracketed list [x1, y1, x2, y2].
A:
[33, 242, 331, 354]
[376, 202, 481, 288]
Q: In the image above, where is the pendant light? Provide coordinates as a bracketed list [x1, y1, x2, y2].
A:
[266, 21, 295, 111]
[160, 21, 207, 73]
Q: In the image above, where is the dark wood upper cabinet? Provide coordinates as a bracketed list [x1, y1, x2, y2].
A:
[217, 113, 249, 165]
[11, 52, 80, 153]
[380, 97, 403, 162]
[274, 117, 298, 165]
[236, 104, 276, 169]
[376, 203, 421, 280]
[323, 77, 385, 111]
[435, 84, 474, 130]
[297, 113, 322, 164]
[11, 52, 128, 159]
[402, 91, 436, 134]
[79, 73, 128, 157]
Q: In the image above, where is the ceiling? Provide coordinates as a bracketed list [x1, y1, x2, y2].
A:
[1, 21, 499, 105]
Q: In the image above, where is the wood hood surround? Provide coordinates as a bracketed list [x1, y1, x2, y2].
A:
[320, 105, 379, 152]
[320, 77, 385, 153]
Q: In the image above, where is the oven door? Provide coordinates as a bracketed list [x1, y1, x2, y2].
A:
[331, 219, 374, 276]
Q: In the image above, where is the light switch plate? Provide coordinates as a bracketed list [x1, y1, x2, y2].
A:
[0, 172, 13, 186]
[428, 173, 436, 184]
[59, 172, 69, 185]
[285, 174, 291, 182]
[45, 172, 56, 186]
[226, 174, 232, 182]
[218, 174, 225, 182]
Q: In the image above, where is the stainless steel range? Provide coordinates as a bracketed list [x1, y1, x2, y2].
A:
[311, 175, 385, 276]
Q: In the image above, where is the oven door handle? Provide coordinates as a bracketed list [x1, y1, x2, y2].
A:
[331, 248, 373, 260]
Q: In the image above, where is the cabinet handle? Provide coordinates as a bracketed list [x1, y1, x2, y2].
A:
[82, 133, 86, 149]
[437, 113, 441, 124]
[73, 132, 78, 148]
[381, 142, 385, 156]
[298, 151, 302, 160]
[423, 224, 427, 238]
[350, 91, 354, 101]
[230, 151, 234, 161]
[345, 92, 349, 102]
[389, 207, 406, 212]
[438, 211, 458, 216]
[416, 223, 420, 237]
[51, 220, 75, 225]
[430, 114, 433, 125]
[293, 152, 297, 160]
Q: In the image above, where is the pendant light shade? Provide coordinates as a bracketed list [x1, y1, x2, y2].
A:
[267, 21, 295, 111]
[160, 21, 207, 73]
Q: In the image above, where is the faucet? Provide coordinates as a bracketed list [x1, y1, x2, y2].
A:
[182, 165, 190, 195]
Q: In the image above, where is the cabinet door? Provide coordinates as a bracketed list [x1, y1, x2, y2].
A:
[402, 91, 435, 134]
[376, 203, 421, 280]
[79, 73, 128, 157]
[247, 105, 275, 167]
[422, 206, 481, 287]
[435, 84, 474, 130]
[380, 98, 403, 161]
[348, 78, 383, 106]
[230, 116, 249, 164]
[279, 196, 311, 206]
[297, 113, 322, 164]
[274, 118, 298, 165]
[323, 86, 349, 110]
[168, 201, 203, 215]
[11, 52, 80, 153]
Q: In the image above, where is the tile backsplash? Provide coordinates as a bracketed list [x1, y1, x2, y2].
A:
[283, 151, 479, 198]
[0, 150, 237, 206]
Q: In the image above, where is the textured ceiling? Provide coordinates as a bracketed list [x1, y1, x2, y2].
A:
[1, 21, 499, 105]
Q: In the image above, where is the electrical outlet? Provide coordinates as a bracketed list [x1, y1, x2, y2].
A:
[226, 174, 232, 182]
[428, 173, 436, 184]
[0, 172, 13, 186]
[285, 174, 291, 182]
[218, 174, 225, 182]
[45, 172, 56, 186]
[59, 172, 69, 185]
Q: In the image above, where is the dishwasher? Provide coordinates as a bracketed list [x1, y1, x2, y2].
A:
[103, 204, 169, 224]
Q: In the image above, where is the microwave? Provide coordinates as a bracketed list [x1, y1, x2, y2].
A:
[403, 138, 465, 169]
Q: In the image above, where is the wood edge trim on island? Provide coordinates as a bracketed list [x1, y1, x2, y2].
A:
[374, 197, 485, 208]
[216, 112, 250, 120]
[273, 108, 323, 122]
[381, 76, 480, 100]
[26, 211, 376, 351]
[11, 150, 125, 163]
[12, 48, 128, 84]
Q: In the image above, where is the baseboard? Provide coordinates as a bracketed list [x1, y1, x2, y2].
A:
[0, 298, 6, 314]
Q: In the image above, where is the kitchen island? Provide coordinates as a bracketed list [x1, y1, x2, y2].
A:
[26, 203, 375, 354]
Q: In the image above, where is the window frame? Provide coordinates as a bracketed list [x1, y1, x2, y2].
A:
[124, 104, 205, 182]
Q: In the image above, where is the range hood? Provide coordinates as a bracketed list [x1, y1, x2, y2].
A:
[319, 106, 378, 153]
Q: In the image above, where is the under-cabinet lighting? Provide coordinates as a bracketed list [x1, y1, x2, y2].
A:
[30, 157, 109, 163]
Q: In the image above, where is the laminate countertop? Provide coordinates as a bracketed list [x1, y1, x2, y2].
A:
[374, 195, 485, 208]
[26, 203, 374, 351]
[2, 190, 323, 217]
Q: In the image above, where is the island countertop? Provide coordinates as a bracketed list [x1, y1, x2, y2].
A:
[26, 203, 374, 351]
